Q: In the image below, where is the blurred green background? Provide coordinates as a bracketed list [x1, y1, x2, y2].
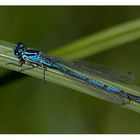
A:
[0, 6, 140, 134]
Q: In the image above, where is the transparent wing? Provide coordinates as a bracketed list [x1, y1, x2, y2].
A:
[42, 53, 130, 104]
[59, 67, 129, 105]
[46, 54, 135, 83]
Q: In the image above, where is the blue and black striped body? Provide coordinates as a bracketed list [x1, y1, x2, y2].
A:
[13, 42, 140, 104]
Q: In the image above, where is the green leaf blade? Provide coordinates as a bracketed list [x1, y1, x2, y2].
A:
[1, 19, 140, 113]
[53, 18, 140, 58]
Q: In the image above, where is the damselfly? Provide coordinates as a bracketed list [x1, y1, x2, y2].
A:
[6, 42, 140, 105]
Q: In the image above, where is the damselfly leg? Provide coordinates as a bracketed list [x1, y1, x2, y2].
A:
[6, 61, 47, 84]
[5, 62, 22, 67]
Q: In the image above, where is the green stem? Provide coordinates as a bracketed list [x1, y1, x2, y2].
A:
[1, 18, 140, 113]
[53, 18, 140, 59]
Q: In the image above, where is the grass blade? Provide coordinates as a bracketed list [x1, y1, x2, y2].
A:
[53, 18, 140, 58]
[1, 19, 140, 113]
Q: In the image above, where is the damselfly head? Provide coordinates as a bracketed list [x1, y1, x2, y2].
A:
[13, 42, 26, 58]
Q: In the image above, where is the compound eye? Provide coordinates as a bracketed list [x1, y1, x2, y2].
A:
[15, 51, 18, 55]
[14, 51, 19, 56]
